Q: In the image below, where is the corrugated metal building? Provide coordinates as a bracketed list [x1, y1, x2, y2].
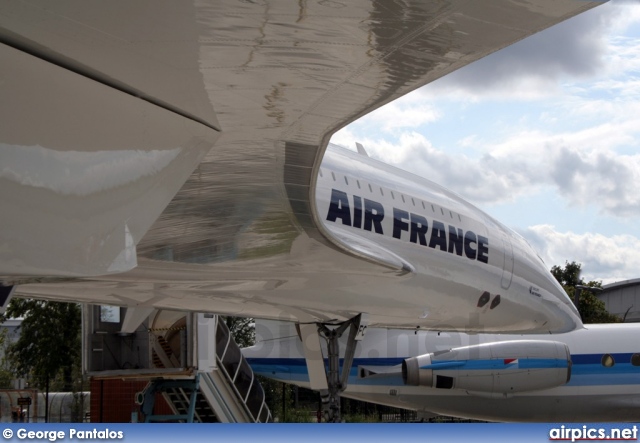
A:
[598, 279, 640, 322]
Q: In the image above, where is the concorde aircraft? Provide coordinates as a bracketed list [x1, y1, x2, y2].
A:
[244, 319, 640, 422]
[0, 0, 605, 421]
[0, 0, 602, 330]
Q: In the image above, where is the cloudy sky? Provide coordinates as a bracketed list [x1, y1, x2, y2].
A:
[331, 1, 640, 284]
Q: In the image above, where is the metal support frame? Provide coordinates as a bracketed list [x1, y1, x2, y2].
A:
[317, 314, 362, 423]
[140, 375, 200, 423]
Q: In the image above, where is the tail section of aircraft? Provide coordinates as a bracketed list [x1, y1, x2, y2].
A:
[244, 319, 640, 422]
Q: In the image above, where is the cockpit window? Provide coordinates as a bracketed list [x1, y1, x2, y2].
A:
[631, 354, 640, 367]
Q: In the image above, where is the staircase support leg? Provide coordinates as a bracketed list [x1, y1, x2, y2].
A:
[186, 374, 200, 423]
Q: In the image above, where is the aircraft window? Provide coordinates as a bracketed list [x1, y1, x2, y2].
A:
[421, 201, 425, 210]
[344, 176, 349, 185]
[632, 354, 640, 366]
[380, 188, 384, 196]
[440, 208, 444, 216]
[449, 211, 453, 219]
[390, 191, 395, 200]
[319, 169, 323, 177]
[411, 198, 415, 206]
[431, 204, 435, 213]
[368, 184, 373, 193]
[401, 195, 405, 203]
[356, 180, 361, 189]
[100, 306, 120, 323]
[601, 354, 615, 367]
[458, 214, 462, 222]
[477, 291, 491, 308]
[331, 172, 336, 181]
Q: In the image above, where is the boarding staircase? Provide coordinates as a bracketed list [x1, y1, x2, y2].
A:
[163, 380, 217, 423]
[84, 306, 271, 423]
[144, 315, 272, 423]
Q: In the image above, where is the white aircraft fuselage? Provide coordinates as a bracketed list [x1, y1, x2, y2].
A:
[244, 321, 640, 422]
[314, 144, 580, 333]
[4, 143, 581, 334]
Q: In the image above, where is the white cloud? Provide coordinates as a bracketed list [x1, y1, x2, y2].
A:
[547, 145, 640, 217]
[363, 101, 440, 132]
[608, 1, 640, 32]
[487, 117, 640, 216]
[335, 118, 640, 216]
[417, 2, 640, 101]
[331, 131, 530, 204]
[340, 92, 441, 134]
[331, 126, 359, 152]
[523, 224, 640, 283]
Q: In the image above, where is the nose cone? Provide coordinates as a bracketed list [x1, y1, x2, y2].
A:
[549, 276, 579, 314]
[515, 236, 583, 332]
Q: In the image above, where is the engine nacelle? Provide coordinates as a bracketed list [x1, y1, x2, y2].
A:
[402, 340, 571, 397]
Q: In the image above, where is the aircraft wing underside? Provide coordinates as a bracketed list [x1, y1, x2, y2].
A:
[0, 1, 600, 330]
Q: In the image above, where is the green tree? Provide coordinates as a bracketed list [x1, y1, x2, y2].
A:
[550, 261, 583, 288]
[223, 316, 255, 348]
[4, 299, 81, 422]
[550, 261, 620, 324]
[0, 328, 15, 388]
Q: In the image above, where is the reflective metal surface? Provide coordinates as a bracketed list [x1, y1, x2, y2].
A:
[0, 43, 217, 276]
[315, 145, 581, 333]
[0, 1, 601, 331]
